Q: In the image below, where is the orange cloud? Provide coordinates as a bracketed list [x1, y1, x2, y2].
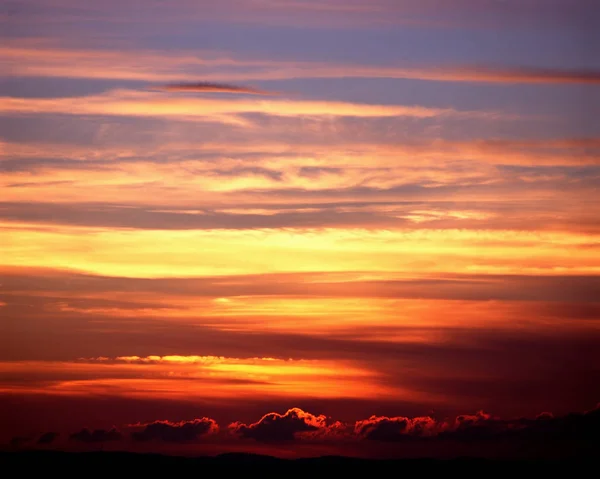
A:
[4, 44, 600, 85]
[0, 89, 455, 121]
[0, 356, 388, 401]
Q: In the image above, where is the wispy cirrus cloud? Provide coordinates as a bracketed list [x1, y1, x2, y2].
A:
[0, 89, 457, 123]
[3, 0, 595, 32]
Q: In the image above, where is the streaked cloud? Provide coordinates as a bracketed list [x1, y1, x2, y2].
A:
[4, 45, 600, 85]
[0, 356, 386, 401]
[0, 89, 457, 122]
[3, 0, 595, 32]
[157, 82, 273, 95]
[2, 0, 598, 455]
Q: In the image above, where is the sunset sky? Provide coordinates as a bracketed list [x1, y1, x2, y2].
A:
[1, 0, 599, 458]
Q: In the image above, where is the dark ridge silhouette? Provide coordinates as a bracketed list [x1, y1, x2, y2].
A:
[0, 451, 596, 473]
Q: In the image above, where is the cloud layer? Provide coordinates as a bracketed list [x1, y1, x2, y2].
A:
[4, 45, 600, 85]
[1, 0, 598, 459]
[12, 404, 600, 458]
[130, 418, 219, 442]
[157, 82, 272, 95]
[230, 408, 344, 442]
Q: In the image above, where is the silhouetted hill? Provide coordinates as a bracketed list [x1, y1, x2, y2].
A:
[0, 450, 596, 473]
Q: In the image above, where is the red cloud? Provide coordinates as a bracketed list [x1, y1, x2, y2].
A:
[453, 410, 493, 428]
[354, 415, 440, 441]
[228, 404, 600, 444]
[229, 407, 347, 442]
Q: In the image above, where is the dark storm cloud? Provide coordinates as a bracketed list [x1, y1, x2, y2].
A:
[69, 428, 122, 443]
[130, 418, 218, 443]
[157, 82, 272, 95]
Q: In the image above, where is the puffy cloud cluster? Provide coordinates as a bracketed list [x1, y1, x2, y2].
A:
[354, 415, 440, 441]
[10, 404, 599, 450]
[357, 405, 600, 444]
[130, 418, 218, 443]
[229, 407, 346, 442]
[228, 404, 600, 445]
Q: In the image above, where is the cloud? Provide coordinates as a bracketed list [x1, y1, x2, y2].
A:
[4, 44, 600, 85]
[0, 89, 456, 123]
[6, 404, 600, 457]
[229, 407, 345, 442]
[2, 266, 600, 304]
[229, 404, 600, 446]
[9, 436, 31, 447]
[354, 415, 440, 441]
[355, 405, 600, 444]
[442, 66, 600, 85]
[69, 427, 123, 443]
[130, 418, 218, 442]
[157, 82, 273, 95]
[5, 0, 596, 33]
[37, 432, 59, 444]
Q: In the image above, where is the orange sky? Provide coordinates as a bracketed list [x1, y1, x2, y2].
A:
[1, 0, 599, 458]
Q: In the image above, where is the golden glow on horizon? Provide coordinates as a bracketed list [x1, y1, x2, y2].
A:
[0, 357, 396, 401]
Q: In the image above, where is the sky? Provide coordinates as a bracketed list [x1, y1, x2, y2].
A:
[1, 0, 599, 458]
